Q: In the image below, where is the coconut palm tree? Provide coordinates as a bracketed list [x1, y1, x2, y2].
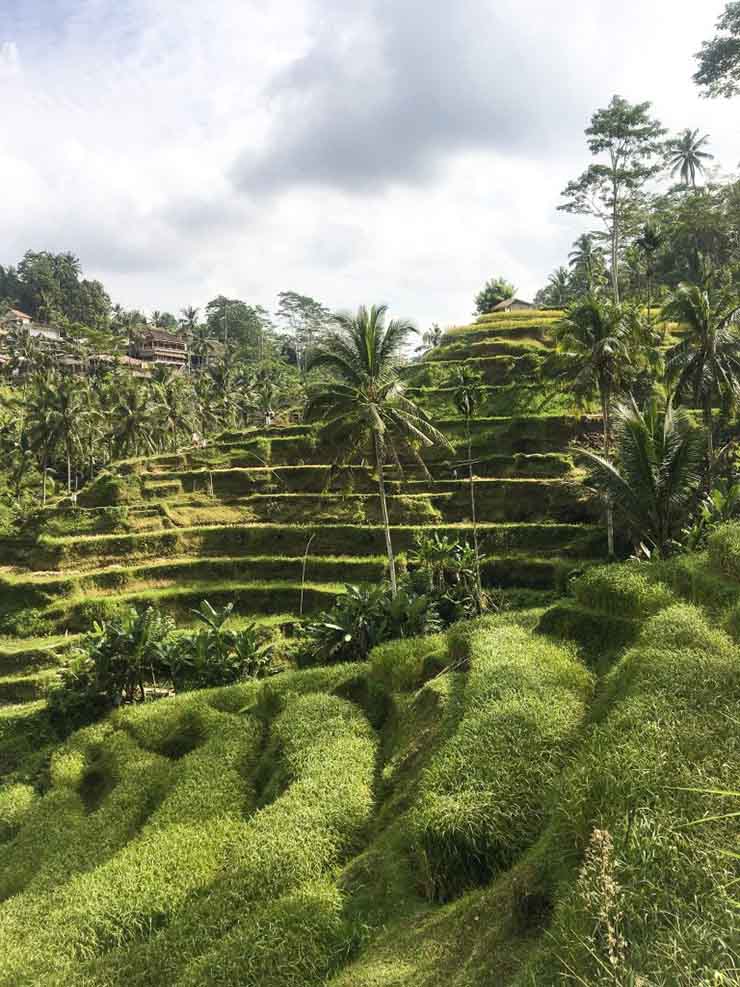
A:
[555, 296, 637, 555]
[568, 234, 605, 293]
[578, 398, 705, 557]
[635, 223, 663, 318]
[449, 365, 484, 599]
[663, 283, 740, 462]
[667, 129, 714, 188]
[179, 306, 199, 332]
[153, 370, 195, 451]
[108, 378, 157, 459]
[544, 267, 573, 307]
[305, 304, 448, 596]
[26, 372, 87, 493]
[191, 324, 213, 371]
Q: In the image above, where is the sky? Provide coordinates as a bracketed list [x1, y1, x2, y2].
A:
[0, 0, 738, 330]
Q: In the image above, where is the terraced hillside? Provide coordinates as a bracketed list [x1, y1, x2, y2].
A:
[0, 309, 608, 716]
[0, 551, 738, 985]
[0, 308, 737, 984]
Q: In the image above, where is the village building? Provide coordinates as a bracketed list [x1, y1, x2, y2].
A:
[130, 329, 188, 368]
[490, 297, 535, 313]
[0, 308, 33, 328]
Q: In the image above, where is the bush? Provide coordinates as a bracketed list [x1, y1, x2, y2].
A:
[573, 563, 674, 619]
[78, 472, 142, 508]
[707, 521, 740, 580]
[524, 604, 740, 986]
[412, 618, 592, 901]
[302, 583, 442, 665]
[0, 785, 37, 843]
[0, 691, 375, 986]
[166, 600, 274, 690]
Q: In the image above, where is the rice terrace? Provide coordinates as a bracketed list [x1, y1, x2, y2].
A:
[0, 2, 739, 985]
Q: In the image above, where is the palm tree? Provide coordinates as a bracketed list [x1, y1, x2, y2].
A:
[635, 224, 663, 319]
[415, 323, 444, 356]
[179, 307, 200, 371]
[578, 398, 704, 557]
[667, 129, 714, 188]
[663, 283, 740, 462]
[449, 365, 484, 599]
[568, 234, 605, 293]
[305, 304, 448, 596]
[555, 296, 636, 556]
[27, 373, 87, 493]
[179, 306, 199, 332]
[545, 267, 573, 307]
[108, 379, 157, 459]
[191, 324, 213, 371]
[153, 371, 195, 451]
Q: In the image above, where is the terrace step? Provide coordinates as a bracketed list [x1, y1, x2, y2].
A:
[0, 669, 57, 706]
[427, 337, 554, 361]
[32, 521, 607, 571]
[41, 580, 344, 633]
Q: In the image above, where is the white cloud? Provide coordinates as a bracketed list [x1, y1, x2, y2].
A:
[0, 40, 21, 78]
[0, 0, 738, 328]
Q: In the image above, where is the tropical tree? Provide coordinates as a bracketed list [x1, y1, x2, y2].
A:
[560, 96, 666, 303]
[474, 277, 516, 315]
[415, 323, 444, 355]
[663, 282, 740, 460]
[555, 296, 638, 555]
[153, 371, 195, 450]
[107, 378, 157, 459]
[667, 129, 714, 187]
[694, 2, 740, 97]
[542, 267, 574, 307]
[568, 234, 606, 293]
[275, 291, 330, 372]
[578, 398, 705, 557]
[635, 223, 663, 316]
[191, 323, 213, 370]
[179, 306, 199, 332]
[26, 372, 87, 493]
[305, 304, 448, 596]
[449, 365, 484, 599]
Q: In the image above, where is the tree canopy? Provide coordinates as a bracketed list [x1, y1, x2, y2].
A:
[474, 277, 516, 315]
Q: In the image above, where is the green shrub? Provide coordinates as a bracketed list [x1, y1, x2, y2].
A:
[78, 472, 142, 508]
[523, 604, 740, 986]
[174, 881, 349, 987]
[368, 633, 447, 693]
[0, 784, 36, 843]
[412, 618, 592, 901]
[536, 603, 639, 672]
[0, 689, 376, 986]
[707, 521, 740, 580]
[573, 563, 675, 619]
[166, 600, 274, 690]
[302, 583, 442, 665]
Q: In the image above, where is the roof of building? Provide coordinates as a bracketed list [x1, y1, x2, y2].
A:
[29, 326, 61, 341]
[2, 308, 33, 321]
[490, 297, 535, 312]
[141, 329, 186, 345]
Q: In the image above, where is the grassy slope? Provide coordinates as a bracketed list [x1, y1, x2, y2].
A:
[0, 569, 738, 985]
[0, 310, 737, 983]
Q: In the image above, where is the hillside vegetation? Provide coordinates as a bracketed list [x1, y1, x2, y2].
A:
[0, 310, 738, 985]
[0, 568, 738, 985]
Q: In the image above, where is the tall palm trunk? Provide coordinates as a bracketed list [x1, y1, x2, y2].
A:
[610, 163, 620, 305]
[601, 390, 615, 557]
[704, 394, 714, 465]
[67, 448, 72, 494]
[374, 429, 397, 597]
[466, 414, 482, 602]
